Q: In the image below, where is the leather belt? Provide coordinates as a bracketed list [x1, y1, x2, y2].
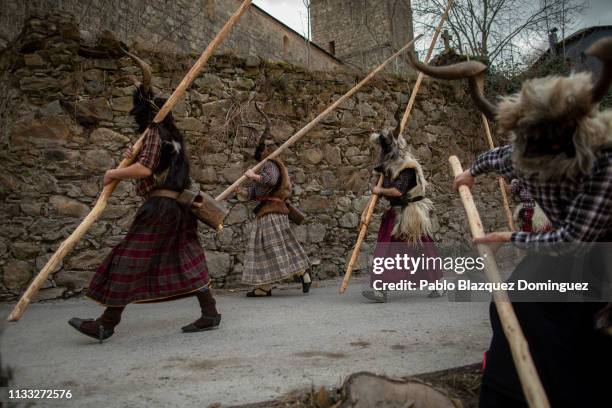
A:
[256, 196, 284, 203]
[405, 195, 425, 203]
[147, 189, 180, 200]
[147, 189, 202, 208]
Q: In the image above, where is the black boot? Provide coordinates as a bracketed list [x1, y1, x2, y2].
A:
[181, 289, 222, 333]
[68, 306, 124, 344]
[301, 272, 312, 293]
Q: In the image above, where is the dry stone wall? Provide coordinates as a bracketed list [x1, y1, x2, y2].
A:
[0, 14, 509, 301]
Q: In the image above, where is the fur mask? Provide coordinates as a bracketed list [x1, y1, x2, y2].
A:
[370, 130, 428, 191]
[499, 73, 612, 179]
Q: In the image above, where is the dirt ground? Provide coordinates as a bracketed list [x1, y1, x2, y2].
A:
[226, 363, 482, 408]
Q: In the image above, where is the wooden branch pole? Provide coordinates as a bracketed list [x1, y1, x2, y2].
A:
[339, 0, 454, 294]
[480, 115, 515, 231]
[339, 175, 383, 293]
[215, 35, 422, 202]
[449, 155, 549, 408]
[7, 0, 253, 322]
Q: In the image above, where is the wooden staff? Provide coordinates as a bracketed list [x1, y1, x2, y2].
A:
[339, 0, 454, 294]
[214, 35, 422, 202]
[8, 0, 253, 322]
[481, 114, 515, 231]
[340, 176, 384, 292]
[464, 53, 514, 231]
[449, 155, 549, 408]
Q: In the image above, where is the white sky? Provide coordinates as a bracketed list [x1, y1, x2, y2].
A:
[574, 0, 612, 29]
[252, 0, 310, 38]
[252, 0, 611, 42]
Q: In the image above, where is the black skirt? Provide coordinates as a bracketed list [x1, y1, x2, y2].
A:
[480, 249, 611, 407]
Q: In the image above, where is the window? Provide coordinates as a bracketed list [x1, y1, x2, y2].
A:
[329, 40, 336, 56]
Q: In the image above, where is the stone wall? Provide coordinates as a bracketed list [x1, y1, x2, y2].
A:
[0, 0, 342, 72]
[0, 14, 509, 301]
[311, 0, 414, 76]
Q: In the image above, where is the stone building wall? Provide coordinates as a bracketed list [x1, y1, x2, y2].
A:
[0, 14, 509, 301]
[0, 0, 342, 72]
[311, 0, 414, 76]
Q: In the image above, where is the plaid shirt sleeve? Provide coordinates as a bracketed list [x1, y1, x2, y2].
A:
[259, 161, 280, 187]
[248, 161, 281, 200]
[137, 128, 162, 170]
[469, 145, 516, 180]
[511, 155, 612, 254]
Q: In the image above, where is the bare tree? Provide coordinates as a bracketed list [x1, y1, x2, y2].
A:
[412, 0, 586, 68]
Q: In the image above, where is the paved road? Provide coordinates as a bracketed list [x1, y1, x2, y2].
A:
[1, 277, 490, 407]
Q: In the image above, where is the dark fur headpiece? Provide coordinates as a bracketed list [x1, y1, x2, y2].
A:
[123, 50, 189, 192]
[371, 103, 405, 173]
[254, 102, 277, 161]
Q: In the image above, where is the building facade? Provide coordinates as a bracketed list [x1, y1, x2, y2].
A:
[0, 0, 343, 71]
[310, 0, 414, 76]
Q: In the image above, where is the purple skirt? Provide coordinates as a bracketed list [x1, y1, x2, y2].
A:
[371, 208, 443, 285]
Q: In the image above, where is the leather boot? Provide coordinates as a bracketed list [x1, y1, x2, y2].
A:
[68, 307, 124, 344]
[181, 288, 221, 333]
[300, 271, 312, 293]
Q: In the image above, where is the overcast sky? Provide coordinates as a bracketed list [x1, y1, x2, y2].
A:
[252, 0, 612, 40]
[252, 0, 310, 37]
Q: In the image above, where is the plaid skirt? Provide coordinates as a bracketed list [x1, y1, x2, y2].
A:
[87, 201, 209, 306]
[242, 213, 310, 285]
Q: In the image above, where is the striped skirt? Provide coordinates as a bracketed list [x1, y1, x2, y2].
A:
[87, 200, 210, 306]
[242, 213, 310, 285]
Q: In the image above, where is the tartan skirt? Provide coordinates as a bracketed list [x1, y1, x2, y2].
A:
[87, 200, 210, 306]
[242, 213, 310, 285]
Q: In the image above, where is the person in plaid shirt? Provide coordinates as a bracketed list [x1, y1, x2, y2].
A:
[408, 34, 612, 407]
[447, 62, 612, 408]
[69, 60, 221, 343]
[455, 142, 611, 407]
[362, 128, 444, 303]
[234, 118, 311, 297]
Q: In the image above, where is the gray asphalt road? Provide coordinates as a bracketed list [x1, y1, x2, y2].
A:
[1, 277, 490, 407]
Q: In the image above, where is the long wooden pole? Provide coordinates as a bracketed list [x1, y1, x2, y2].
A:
[481, 115, 515, 231]
[339, 0, 454, 294]
[214, 35, 422, 202]
[449, 155, 549, 408]
[8, 0, 253, 322]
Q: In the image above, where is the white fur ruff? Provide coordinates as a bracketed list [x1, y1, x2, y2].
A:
[392, 198, 434, 243]
[513, 203, 552, 233]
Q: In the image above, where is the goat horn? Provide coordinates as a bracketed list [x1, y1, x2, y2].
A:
[585, 36, 612, 103]
[407, 50, 496, 120]
[392, 101, 404, 139]
[468, 75, 496, 121]
[120, 47, 152, 93]
[254, 102, 271, 139]
[407, 50, 488, 79]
